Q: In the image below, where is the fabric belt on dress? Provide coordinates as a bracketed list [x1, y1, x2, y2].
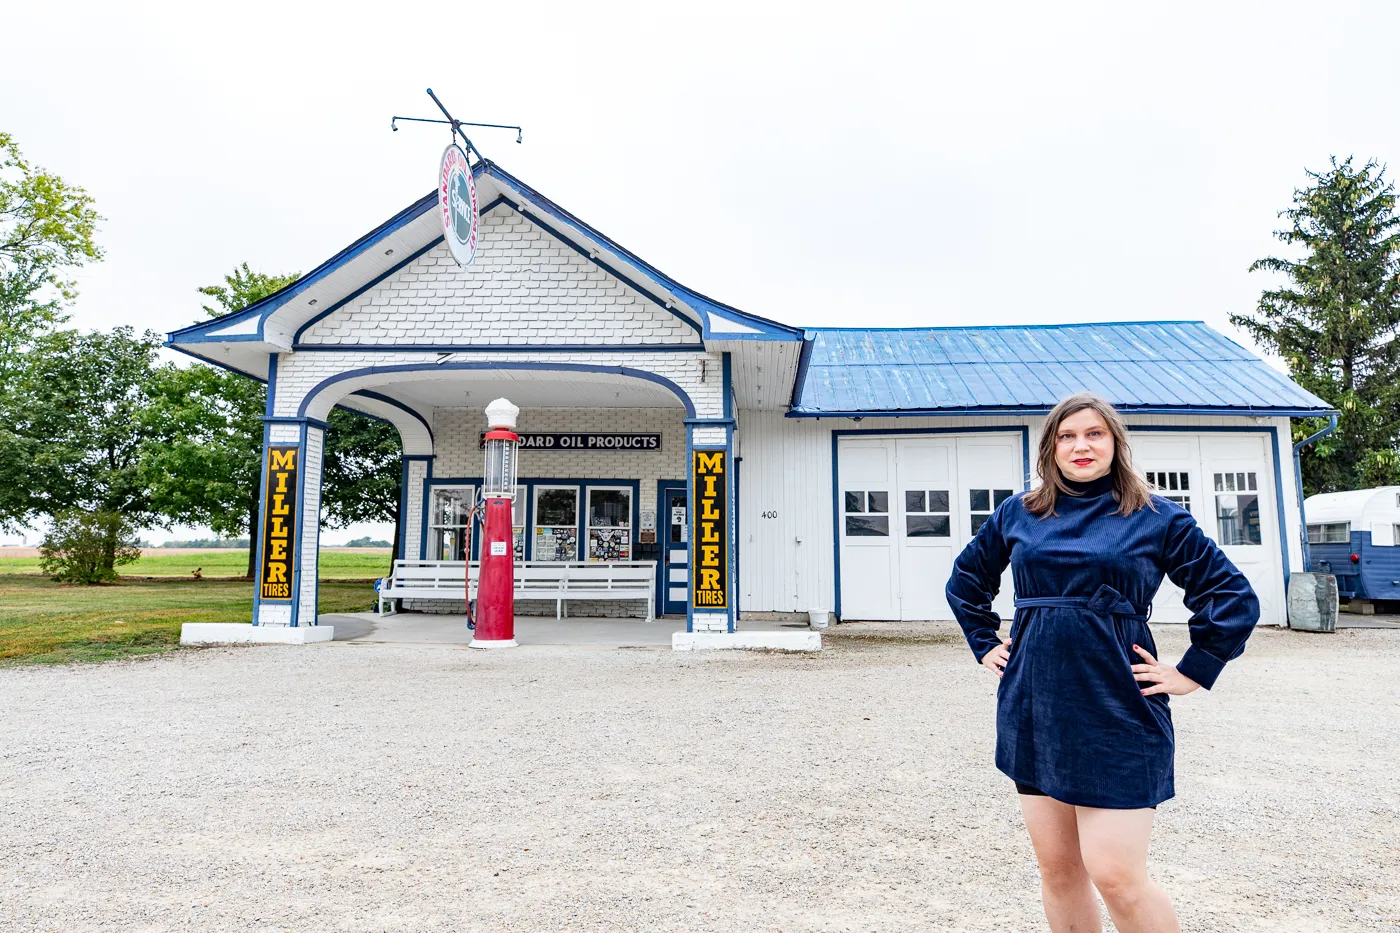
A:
[1014, 584, 1152, 622]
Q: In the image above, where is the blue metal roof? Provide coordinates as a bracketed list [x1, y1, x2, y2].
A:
[790, 321, 1335, 417]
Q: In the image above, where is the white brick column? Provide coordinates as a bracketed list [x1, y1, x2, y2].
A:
[401, 456, 433, 561]
[252, 418, 326, 627]
[687, 422, 736, 633]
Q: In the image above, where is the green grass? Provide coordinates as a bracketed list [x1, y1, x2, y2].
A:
[0, 576, 377, 665]
[0, 549, 392, 579]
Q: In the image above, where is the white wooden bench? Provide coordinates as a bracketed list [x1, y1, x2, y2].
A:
[377, 560, 657, 622]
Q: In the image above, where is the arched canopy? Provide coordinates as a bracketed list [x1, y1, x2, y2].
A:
[298, 362, 697, 429]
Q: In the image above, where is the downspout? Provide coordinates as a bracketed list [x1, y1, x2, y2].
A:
[1293, 413, 1339, 576]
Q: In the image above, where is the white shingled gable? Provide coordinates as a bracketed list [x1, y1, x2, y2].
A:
[298, 208, 699, 347]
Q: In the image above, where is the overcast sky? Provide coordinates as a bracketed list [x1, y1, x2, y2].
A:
[6, 0, 1399, 543]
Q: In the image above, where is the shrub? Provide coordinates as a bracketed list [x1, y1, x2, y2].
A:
[38, 511, 142, 584]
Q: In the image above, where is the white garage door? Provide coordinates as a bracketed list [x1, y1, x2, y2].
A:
[838, 433, 1020, 621]
[1132, 432, 1284, 625]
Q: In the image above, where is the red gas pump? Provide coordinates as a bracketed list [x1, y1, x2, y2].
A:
[469, 398, 520, 648]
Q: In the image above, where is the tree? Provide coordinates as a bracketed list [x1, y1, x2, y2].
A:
[143, 264, 296, 578]
[1231, 157, 1400, 494]
[40, 511, 142, 584]
[0, 132, 102, 376]
[322, 407, 404, 557]
[141, 359, 266, 575]
[7, 327, 164, 571]
[146, 264, 405, 576]
[0, 132, 103, 532]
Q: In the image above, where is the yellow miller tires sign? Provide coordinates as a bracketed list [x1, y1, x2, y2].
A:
[258, 446, 299, 601]
[691, 449, 728, 610]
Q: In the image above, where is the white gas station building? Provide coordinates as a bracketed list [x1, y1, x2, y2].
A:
[168, 159, 1335, 642]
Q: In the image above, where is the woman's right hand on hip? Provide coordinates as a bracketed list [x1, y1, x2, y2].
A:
[981, 637, 1011, 677]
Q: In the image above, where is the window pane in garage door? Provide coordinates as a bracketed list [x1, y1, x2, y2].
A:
[905, 488, 951, 537]
[845, 491, 889, 536]
[968, 488, 1014, 534]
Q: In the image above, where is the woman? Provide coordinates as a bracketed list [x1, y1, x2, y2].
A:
[946, 392, 1258, 933]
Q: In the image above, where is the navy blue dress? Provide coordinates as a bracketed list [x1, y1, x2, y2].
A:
[945, 473, 1259, 809]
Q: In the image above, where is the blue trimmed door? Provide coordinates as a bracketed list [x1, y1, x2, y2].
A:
[660, 483, 689, 615]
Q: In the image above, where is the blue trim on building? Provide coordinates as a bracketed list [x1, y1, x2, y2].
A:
[399, 455, 433, 562]
[656, 479, 688, 617]
[164, 345, 270, 384]
[251, 422, 271, 625]
[683, 417, 736, 427]
[485, 195, 703, 338]
[298, 361, 698, 419]
[721, 352, 732, 420]
[262, 415, 331, 432]
[684, 426, 694, 633]
[727, 423, 736, 632]
[293, 343, 708, 353]
[828, 426, 1032, 620]
[289, 421, 309, 627]
[348, 390, 435, 447]
[789, 406, 1335, 419]
[167, 190, 441, 345]
[292, 235, 446, 344]
[806, 319, 1228, 334]
[733, 454, 742, 622]
[265, 355, 278, 418]
[309, 423, 324, 627]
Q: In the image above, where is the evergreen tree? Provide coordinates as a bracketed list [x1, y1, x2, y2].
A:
[1231, 157, 1400, 494]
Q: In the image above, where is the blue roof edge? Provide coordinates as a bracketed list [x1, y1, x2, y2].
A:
[166, 159, 802, 348]
[165, 187, 445, 346]
[787, 405, 1340, 418]
[801, 319, 1220, 335]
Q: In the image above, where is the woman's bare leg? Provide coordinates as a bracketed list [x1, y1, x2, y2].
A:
[1019, 794, 1102, 932]
[1075, 806, 1179, 933]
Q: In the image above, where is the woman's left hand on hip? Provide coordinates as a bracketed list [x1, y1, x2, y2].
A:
[1132, 644, 1201, 696]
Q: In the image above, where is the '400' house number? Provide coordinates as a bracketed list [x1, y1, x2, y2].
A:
[761, 510, 778, 519]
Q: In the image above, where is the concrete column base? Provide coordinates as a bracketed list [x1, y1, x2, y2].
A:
[180, 623, 335, 645]
[672, 631, 821, 652]
[468, 637, 519, 649]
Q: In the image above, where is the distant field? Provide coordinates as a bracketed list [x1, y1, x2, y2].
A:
[0, 548, 393, 579]
[0, 576, 377, 664]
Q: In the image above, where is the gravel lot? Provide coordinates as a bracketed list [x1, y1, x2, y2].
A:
[1, 623, 1397, 932]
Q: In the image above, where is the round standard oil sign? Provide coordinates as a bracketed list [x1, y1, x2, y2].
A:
[439, 144, 479, 266]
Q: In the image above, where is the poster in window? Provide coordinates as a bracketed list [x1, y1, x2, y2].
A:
[589, 528, 632, 562]
[535, 526, 578, 561]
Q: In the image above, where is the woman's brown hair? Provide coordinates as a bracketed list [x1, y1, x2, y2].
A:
[1022, 392, 1155, 517]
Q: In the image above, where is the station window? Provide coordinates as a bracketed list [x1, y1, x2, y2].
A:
[533, 486, 579, 561]
[429, 485, 475, 561]
[587, 487, 632, 561]
[1306, 522, 1351, 545]
[904, 489, 951, 537]
[969, 488, 1015, 535]
[844, 490, 889, 537]
[511, 485, 526, 560]
[1145, 471, 1191, 508]
[1214, 472, 1262, 546]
